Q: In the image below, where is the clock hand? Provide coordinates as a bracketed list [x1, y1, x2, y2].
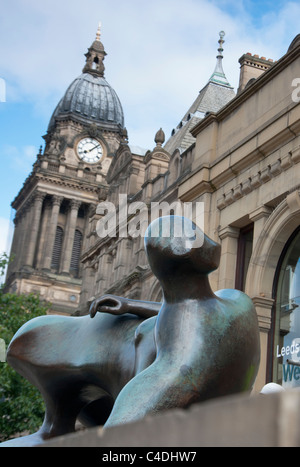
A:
[84, 143, 101, 154]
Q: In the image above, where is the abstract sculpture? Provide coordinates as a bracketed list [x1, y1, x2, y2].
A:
[1, 216, 260, 446]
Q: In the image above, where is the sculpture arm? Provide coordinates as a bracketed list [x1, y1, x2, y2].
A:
[89, 294, 161, 319]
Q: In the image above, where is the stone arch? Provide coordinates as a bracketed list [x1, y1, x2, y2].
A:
[245, 191, 300, 390]
[246, 191, 300, 301]
[167, 149, 181, 186]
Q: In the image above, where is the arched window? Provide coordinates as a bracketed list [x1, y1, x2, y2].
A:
[272, 227, 300, 388]
[51, 226, 63, 270]
[70, 230, 83, 276]
[92, 56, 99, 70]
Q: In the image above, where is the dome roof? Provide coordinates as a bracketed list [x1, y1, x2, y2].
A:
[48, 26, 124, 132]
[48, 72, 124, 131]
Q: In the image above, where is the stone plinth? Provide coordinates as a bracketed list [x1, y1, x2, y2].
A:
[36, 389, 300, 448]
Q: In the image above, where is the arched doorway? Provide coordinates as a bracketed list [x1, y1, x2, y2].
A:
[246, 191, 300, 390]
[272, 227, 300, 388]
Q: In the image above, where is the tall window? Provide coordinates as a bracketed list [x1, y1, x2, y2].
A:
[235, 224, 254, 291]
[92, 56, 99, 70]
[272, 228, 300, 388]
[70, 229, 83, 276]
[51, 226, 63, 270]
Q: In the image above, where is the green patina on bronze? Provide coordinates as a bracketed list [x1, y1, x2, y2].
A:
[1, 216, 260, 446]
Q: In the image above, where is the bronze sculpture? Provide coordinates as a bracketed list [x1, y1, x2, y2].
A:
[1, 216, 260, 446]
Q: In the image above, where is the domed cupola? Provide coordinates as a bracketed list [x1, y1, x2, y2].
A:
[48, 24, 124, 132]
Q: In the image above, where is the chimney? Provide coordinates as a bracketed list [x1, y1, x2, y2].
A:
[237, 53, 274, 93]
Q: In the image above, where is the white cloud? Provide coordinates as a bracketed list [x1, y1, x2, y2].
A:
[3, 144, 37, 172]
[0, 0, 299, 267]
[0, 0, 299, 150]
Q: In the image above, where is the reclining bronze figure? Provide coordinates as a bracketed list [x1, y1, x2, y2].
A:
[1, 216, 260, 446]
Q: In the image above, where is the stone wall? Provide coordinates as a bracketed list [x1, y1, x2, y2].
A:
[41, 389, 300, 447]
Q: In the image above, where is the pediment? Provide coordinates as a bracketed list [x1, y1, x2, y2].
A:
[144, 147, 170, 164]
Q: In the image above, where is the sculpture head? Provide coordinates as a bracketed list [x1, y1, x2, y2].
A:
[144, 216, 221, 282]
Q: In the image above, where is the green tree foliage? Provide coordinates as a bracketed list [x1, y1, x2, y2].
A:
[0, 254, 51, 441]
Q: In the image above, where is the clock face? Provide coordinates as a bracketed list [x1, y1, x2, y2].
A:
[77, 137, 103, 163]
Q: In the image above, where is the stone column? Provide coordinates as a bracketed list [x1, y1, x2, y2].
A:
[124, 239, 133, 277]
[6, 214, 21, 277]
[42, 195, 63, 271]
[15, 204, 31, 271]
[115, 239, 125, 282]
[218, 225, 240, 290]
[82, 204, 95, 253]
[248, 206, 273, 392]
[80, 260, 97, 312]
[249, 205, 272, 251]
[252, 295, 274, 393]
[95, 254, 105, 296]
[60, 199, 81, 275]
[35, 199, 52, 269]
[24, 192, 46, 269]
[101, 250, 115, 292]
[18, 201, 36, 271]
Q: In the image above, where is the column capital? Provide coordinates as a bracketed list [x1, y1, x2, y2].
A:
[218, 225, 240, 240]
[286, 190, 300, 214]
[33, 191, 47, 203]
[15, 203, 30, 224]
[52, 195, 64, 207]
[69, 199, 81, 210]
[251, 295, 274, 332]
[249, 205, 272, 222]
[27, 191, 46, 208]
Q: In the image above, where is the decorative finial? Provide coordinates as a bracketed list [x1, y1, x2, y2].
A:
[208, 30, 232, 88]
[155, 128, 165, 147]
[96, 22, 101, 41]
[217, 31, 225, 58]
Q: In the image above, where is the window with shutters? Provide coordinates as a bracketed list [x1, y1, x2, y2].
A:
[70, 229, 83, 276]
[51, 226, 63, 270]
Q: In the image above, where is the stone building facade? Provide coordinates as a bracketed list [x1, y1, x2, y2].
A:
[178, 35, 300, 391]
[6, 28, 300, 393]
[79, 32, 236, 308]
[5, 26, 127, 314]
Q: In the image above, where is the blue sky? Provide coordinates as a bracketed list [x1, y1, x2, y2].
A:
[0, 0, 299, 255]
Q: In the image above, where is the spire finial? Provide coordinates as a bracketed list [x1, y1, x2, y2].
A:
[207, 30, 232, 88]
[217, 31, 225, 59]
[96, 22, 101, 41]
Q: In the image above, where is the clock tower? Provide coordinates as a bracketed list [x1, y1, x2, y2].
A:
[5, 25, 127, 314]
